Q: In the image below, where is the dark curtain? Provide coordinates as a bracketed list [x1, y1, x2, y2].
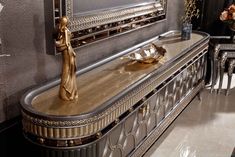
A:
[195, 0, 235, 36]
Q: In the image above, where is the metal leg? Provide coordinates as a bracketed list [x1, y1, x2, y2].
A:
[209, 54, 214, 91]
[218, 52, 228, 94]
[204, 54, 207, 80]
[214, 60, 220, 89]
[211, 59, 217, 93]
[218, 66, 225, 94]
[226, 60, 235, 95]
[216, 59, 220, 85]
[227, 74, 232, 96]
[209, 54, 214, 90]
[211, 44, 220, 93]
[197, 90, 202, 101]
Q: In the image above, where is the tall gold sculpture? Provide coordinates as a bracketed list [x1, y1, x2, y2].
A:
[55, 16, 78, 101]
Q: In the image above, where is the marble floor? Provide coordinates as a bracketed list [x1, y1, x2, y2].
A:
[144, 75, 235, 157]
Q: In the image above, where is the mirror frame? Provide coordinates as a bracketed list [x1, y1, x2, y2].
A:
[47, 0, 167, 55]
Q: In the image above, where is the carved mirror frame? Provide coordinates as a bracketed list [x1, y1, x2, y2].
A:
[46, 0, 167, 55]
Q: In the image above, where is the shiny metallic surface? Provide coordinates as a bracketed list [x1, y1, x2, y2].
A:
[210, 43, 220, 93]
[218, 52, 228, 94]
[209, 39, 235, 94]
[210, 45, 235, 95]
[20, 31, 209, 156]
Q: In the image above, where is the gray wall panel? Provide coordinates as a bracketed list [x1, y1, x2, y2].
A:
[0, 0, 183, 123]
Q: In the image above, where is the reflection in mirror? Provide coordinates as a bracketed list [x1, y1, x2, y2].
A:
[73, 0, 157, 15]
[51, 0, 167, 54]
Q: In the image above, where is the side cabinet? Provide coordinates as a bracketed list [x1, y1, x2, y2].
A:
[21, 31, 209, 157]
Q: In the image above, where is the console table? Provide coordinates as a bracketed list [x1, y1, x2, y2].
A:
[20, 31, 209, 157]
[209, 36, 235, 95]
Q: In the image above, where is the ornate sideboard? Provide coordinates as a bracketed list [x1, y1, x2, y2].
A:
[20, 30, 209, 157]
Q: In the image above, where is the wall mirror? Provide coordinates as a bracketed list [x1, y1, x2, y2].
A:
[48, 0, 167, 54]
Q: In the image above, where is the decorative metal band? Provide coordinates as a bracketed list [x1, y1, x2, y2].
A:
[22, 42, 208, 141]
[66, 1, 166, 31]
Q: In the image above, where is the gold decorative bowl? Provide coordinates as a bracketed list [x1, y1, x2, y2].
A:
[124, 43, 166, 64]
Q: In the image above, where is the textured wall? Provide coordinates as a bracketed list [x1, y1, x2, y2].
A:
[0, 0, 183, 123]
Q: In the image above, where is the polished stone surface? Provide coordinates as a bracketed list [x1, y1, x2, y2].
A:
[144, 87, 235, 157]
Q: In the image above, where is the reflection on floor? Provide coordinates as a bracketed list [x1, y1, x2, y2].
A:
[144, 86, 235, 156]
